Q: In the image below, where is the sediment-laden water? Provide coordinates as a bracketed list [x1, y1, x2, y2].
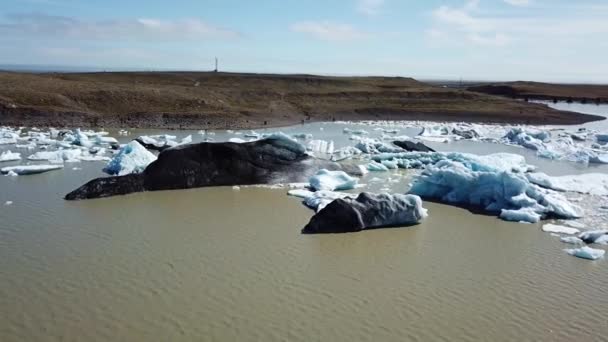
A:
[1, 103, 607, 341]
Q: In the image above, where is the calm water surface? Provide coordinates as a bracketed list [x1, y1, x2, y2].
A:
[1, 103, 608, 341]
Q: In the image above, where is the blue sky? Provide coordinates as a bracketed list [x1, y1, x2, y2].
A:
[1, 0, 607, 82]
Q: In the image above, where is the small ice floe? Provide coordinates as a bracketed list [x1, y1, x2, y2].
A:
[4, 201, 13, 206]
[542, 223, 580, 235]
[1, 164, 63, 175]
[15, 142, 36, 150]
[561, 220, 586, 229]
[0, 150, 21, 162]
[526, 172, 608, 196]
[28, 149, 82, 163]
[244, 130, 260, 138]
[503, 128, 550, 151]
[331, 146, 360, 161]
[293, 133, 313, 140]
[232, 185, 241, 190]
[354, 138, 403, 154]
[118, 129, 129, 136]
[565, 246, 605, 260]
[103, 140, 157, 176]
[579, 230, 608, 245]
[560, 236, 584, 244]
[229, 138, 247, 143]
[366, 161, 389, 172]
[309, 169, 358, 191]
[180, 135, 192, 145]
[343, 128, 369, 136]
[307, 140, 334, 155]
[95, 136, 119, 145]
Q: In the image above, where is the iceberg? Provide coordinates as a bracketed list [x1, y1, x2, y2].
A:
[0, 150, 21, 162]
[309, 169, 358, 191]
[373, 152, 532, 173]
[541, 223, 580, 235]
[28, 149, 82, 163]
[560, 236, 584, 244]
[288, 189, 354, 212]
[565, 246, 605, 260]
[302, 193, 428, 234]
[409, 159, 580, 223]
[228, 138, 247, 143]
[103, 140, 157, 176]
[354, 138, 403, 154]
[526, 172, 608, 196]
[579, 230, 608, 245]
[503, 128, 550, 151]
[367, 161, 389, 172]
[307, 140, 334, 155]
[1, 164, 64, 175]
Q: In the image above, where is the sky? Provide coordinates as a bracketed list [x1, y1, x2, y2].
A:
[1, 0, 607, 82]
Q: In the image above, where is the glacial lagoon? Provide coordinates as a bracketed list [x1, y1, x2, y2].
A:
[1, 102, 608, 341]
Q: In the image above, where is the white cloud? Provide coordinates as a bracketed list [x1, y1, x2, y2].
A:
[290, 21, 368, 41]
[503, 0, 530, 6]
[0, 13, 240, 41]
[356, 0, 385, 16]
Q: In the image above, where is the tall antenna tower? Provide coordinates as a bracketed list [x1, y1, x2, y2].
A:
[214, 57, 218, 73]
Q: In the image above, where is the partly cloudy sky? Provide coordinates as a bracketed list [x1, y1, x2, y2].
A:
[1, 0, 607, 82]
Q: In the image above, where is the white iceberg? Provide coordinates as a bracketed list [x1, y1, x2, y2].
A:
[560, 236, 584, 244]
[228, 138, 247, 143]
[367, 161, 389, 172]
[103, 140, 157, 175]
[307, 140, 334, 155]
[1, 164, 64, 175]
[565, 246, 605, 260]
[28, 149, 82, 163]
[542, 223, 580, 235]
[526, 172, 608, 196]
[409, 159, 580, 223]
[309, 169, 358, 191]
[579, 230, 608, 245]
[0, 150, 21, 162]
[373, 152, 532, 173]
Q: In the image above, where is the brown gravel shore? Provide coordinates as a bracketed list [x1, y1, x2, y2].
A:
[0, 71, 604, 129]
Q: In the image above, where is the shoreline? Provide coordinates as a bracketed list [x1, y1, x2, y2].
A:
[1, 107, 605, 131]
[0, 71, 605, 130]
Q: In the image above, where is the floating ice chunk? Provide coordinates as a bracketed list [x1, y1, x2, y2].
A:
[542, 223, 580, 235]
[409, 159, 580, 223]
[307, 140, 334, 155]
[232, 185, 240, 190]
[0, 150, 21, 162]
[565, 246, 605, 260]
[293, 133, 313, 140]
[419, 125, 449, 137]
[562, 221, 585, 229]
[28, 149, 82, 163]
[381, 160, 398, 169]
[302, 193, 428, 234]
[95, 136, 119, 145]
[1, 164, 63, 175]
[373, 152, 532, 173]
[103, 141, 157, 175]
[500, 208, 541, 223]
[180, 135, 192, 145]
[527, 172, 608, 196]
[596, 134, 608, 143]
[367, 161, 389, 172]
[355, 138, 402, 154]
[4, 201, 13, 205]
[560, 236, 584, 244]
[72, 129, 93, 148]
[331, 146, 361, 161]
[579, 230, 608, 245]
[259, 133, 306, 155]
[309, 169, 358, 191]
[229, 138, 247, 143]
[244, 130, 260, 138]
[343, 128, 368, 135]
